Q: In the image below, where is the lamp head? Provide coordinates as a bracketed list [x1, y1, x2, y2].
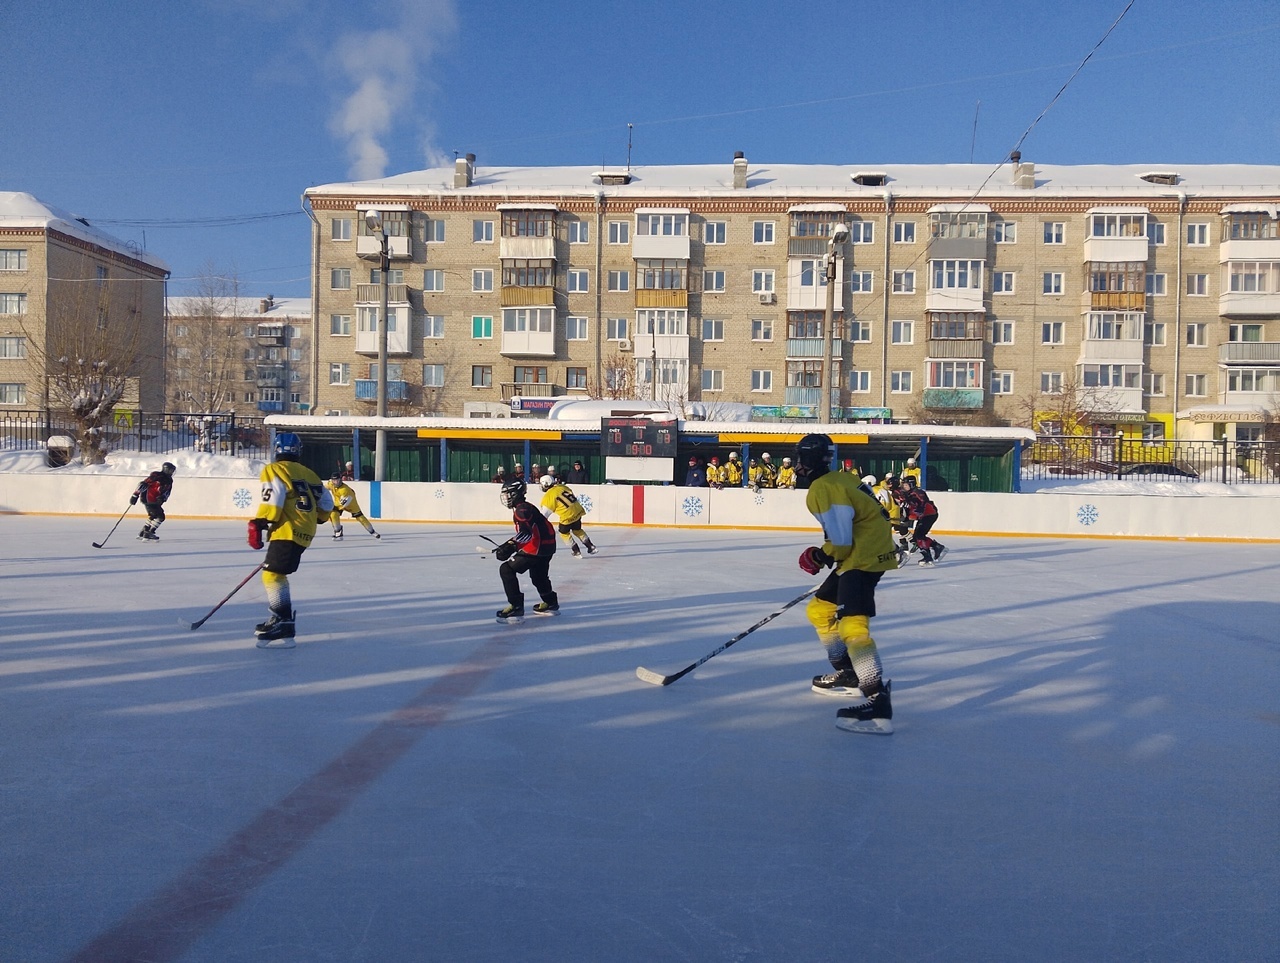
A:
[829, 223, 850, 246]
[364, 209, 384, 234]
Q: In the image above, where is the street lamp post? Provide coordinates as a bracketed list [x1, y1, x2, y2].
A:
[365, 209, 390, 481]
[819, 223, 850, 425]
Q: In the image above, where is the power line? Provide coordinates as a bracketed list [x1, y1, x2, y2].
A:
[92, 211, 304, 229]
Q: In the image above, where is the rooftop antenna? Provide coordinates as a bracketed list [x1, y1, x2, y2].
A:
[626, 123, 633, 173]
[970, 101, 980, 163]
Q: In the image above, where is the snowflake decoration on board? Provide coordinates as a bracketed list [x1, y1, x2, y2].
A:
[681, 496, 704, 518]
[753, 492, 766, 506]
[578, 495, 594, 514]
[232, 487, 253, 509]
[434, 488, 445, 499]
[1077, 504, 1099, 526]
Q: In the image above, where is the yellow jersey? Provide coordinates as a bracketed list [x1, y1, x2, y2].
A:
[325, 478, 362, 515]
[540, 482, 586, 526]
[805, 470, 898, 573]
[256, 459, 333, 547]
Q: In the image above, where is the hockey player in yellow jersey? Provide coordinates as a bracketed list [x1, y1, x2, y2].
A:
[724, 451, 743, 488]
[538, 474, 598, 558]
[247, 432, 334, 648]
[325, 474, 380, 539]
[776, 457, 797, 489]
[795, 434, 897, 734]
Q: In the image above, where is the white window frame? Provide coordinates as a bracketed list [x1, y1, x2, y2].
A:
[608, 270, 630, 292]
[329, 362, 350, 385]
[1041, 371, 1064, 394]
[989, 319, 1015, 345]
[848, 320, 871, 343]
[850, 271, 873, 293]
[993, 271, 1015, 294]
[607, 221, 630, 244]
[890, 370, 912, 393]
[567, 221, 590, 244]
[702, 318, 724, 341]
[1042, 272, 1064, 295]
[751, 319, 773, 342]
[848, 369, 871, 393]
[1184, 373, 1207, 397]
[1186, 223, 1210, 246]
[1042, 321, 1064, 345]
[567, 269, 589, 293]
[423, 269, 445, 292]
[1147, 221, 1166, 245]
[330, 268, 351, 290]
[1186, 273, 1209, 296]
[1143, 371, 1165, 397]
[703, 269, 725, 293]
[606, 318, 628, 341]
[423, 314, 444, 339]
[993, 221, 1017, 244]
[850, 221, 874, 244]
[330, 314, 352, 336]
[1043, 222, 1065, 245]
[892, 270, 915, 294]
[752, 221, 775, 244]
[752, 270, 775, 294]
[424, 219, 445, 243]
[1143, 321, 1166, 346]
[893, 222, 915, 244]
[704, 221, 727, 244]
[0, 249, 28, 271]
[1145, 273, 1166, 296]
[565, 316, 589, 341]
[473, 219, 494, 243]
[990, 370, 1014, 394]
[331, 218, 352, 241]
[0, 383, 27, 404]
[751, 369, 773, 392]
[1186, 323, 1207, 347]
[891, 320, 914, 345]
[0, 335, 27, 359]
[472, 269, 494, 293]
[701, 368, 724, 392]
[422, 364, 444, 388]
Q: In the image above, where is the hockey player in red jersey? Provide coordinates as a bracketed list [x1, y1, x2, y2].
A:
[131, 462, 175, 540]
[492, 478, 559, 623]
[895, 476, 948, 566]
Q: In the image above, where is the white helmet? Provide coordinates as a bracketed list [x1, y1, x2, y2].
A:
[539, 474, 555, 490]
[783, 457, 792, 465]
[761, 452, 772, 460]
[906, 457, 917, 467]
[861, 474, 877, 486]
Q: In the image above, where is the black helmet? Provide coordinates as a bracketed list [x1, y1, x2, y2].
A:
[500, 478, 527, 508]
[161, 462, 176, 476]
[795, 433, 834, 474]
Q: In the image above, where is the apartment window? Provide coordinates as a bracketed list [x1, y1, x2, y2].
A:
[891, 370, 912, 393]
[1042, 272, 1064, 295]
[503, 259, 554, 287]
[502, 211, 553, 237]
[565, 316, 588, 340]
[751, 319, 773, 341]
[0, 336, 26, 359]
[423, 269, 444, 292]
[702, 318, 724, 341]
[422, 364, 444, 387]
[329, 363, 350, 385]
[927, 360, 981, 389]
[471, 315, 493, 339]
[424, 219, 445, 243]
[567, 221, 589, 244]
[504, 307, 555, 334]
[992, 271, 1015, 294]
[513, 365, 548, 384]
[331, 218, 352, 241]
[608, 270, 630, 292]
[330, 268, 351, 290]
[849, 370, 871, 393]
[850, 221, 874, 244]
[704, 221, 727, 244]
[990, 370, 1014, 394]
[892, 270, 915, 294]
[850, 271, 873, 293]
[702, 369, 724, 392]
[637, 212, 688, 237]
[0, 250, 27, 271]
[1229, 324, 1263, 342]
[1145, 273, 1167, 296]
[0, 292, 29, 316]
[1227, 261, 1280, 293]
[472, 365, 492, 388]
[1186, 323, 1207, 347]
[799, 260, 822, 288]
[1041, 371, 1063, 393]
[473, 219, 494, 243]
[1147, 221, 1165, 245]
[1185, 373, 1207, 396]
[891, 320, 914, 344]
[751, 369, 773, 392]
[565, 269, 588, 293]
[1042, 321, 1064, 344]
[0, 383, 27, 404]
[1091, 213, 1146, 238]
[607, 221, 630, 244]
[1186, 223, 1210, 246]
[993, 221, 1016, 244]
[989, 320, 1015, 344]
[1143, 321, 1166, 346]
[1082, 364, 1140, 389]
[848, 320, 871, 343]
[702, 269, 725, 293]
[1043, 222, 1065, 244]
[635, 309, 686, 336]
[1186, 273, 1209, 296]
[893, 221, 916, 243]
[637, 260, 686, 290]
[1143, 372, 1165, 396]
[932, 260, 982, 290]
[370, 268, 404, 285]
[606, 318, 628, 340]
[472, 269, 494, 292]
[752, 221, 775, 244]
[566, 367, 588, 389]
[328, 312, 352, 337]
[752, 270, 775, 293]
[424, 315, 444, 339]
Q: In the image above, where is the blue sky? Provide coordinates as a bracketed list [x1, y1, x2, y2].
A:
[4, 0, 1277, 298]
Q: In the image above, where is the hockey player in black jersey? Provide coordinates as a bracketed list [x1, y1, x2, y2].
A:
[132, 462, 175, 540]
[492, 479, 559, 623]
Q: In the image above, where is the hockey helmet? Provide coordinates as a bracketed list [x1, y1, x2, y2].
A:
[795, 433, 834, 474]
[761, 452, 772, 461]
[728, 451, 739, 460]
[161, 462, 176, 476]
[901, 475, 918, 489]
[709, 456, 719, 465]
[274, 432, 302, 459]
[500, 478, 528, 508]
[861, 474, 877, 487]
[906, 457, 917, 467]
[883, 471, 898, 484]
[782, 457, 792, 465]
[330, 472, 341, 482]
[539, 474, 555, 491]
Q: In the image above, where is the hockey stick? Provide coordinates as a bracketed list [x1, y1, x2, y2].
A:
[636, 586, 819, 686]
[92, 503, 133, 549]
[181, 562, 266, 630]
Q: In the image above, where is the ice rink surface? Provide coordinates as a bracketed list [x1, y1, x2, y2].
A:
[1, 516, 1276, 963]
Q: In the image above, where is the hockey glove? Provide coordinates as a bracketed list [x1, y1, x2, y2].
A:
[129, 494, 139, 505]
[494, 541, 517, 561]
[247, 518, 268, 551]
[798, 546, 834, 575]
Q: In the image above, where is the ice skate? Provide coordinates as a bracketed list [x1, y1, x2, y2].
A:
[835, 681, 892, 734]
[811, 669, 862, 698]
[932, 544, 948, 562]
[585, 543, 598, 555]
[532, 600, 560, 616]
[496, 604, 525, 624]
[255, 611, 296, 648]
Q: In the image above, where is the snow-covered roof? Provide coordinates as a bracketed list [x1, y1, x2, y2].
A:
[167, 295, 311, 319]
[0, 192, 168, 272]
[305, 161, 1280, 204]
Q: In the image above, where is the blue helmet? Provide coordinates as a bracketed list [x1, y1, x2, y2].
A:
[274, 432, 302, 459]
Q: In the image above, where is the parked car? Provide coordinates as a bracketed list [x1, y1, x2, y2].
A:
[1119, 463, 1199, 479]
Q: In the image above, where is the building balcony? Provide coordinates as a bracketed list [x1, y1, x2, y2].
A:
[1077, 339, 1144, 363]
[500, 235, 555, 260]
[1081, 386, 1145, 416]
[925, 287, 984, 313]
[634, 289, 688, 309]
[356, 234, 411, 260]
[1219, 342, 1280, 364]
[632, 332, 690, 361]
[785, 337, 845, 360]
[256, 324, 287, 345]
[632, 234, 691, 260]
[1082, 235, 1148, 263]
[501, 286, 555, 307]
[354, 284, 409, 305]
[257, 399, 285, 413]
[784, 385, 839, 408]
[926, 338, 985, 359]
[355, 319, 411, 355]
[787, 237, 828, 257]
[927, 236, 987, 260]
[1085, 290, 1146, 312]
[1219, 291, 1280, 317]
[499, 328, 556, 357]
[1223, 388, 1280, 406]
[256, 366, 286, 388]
[353, 379, 410, 402]
[1220, 237, 1280, 261]
[922, 387, 985, 409]
[500, 382, 563, 402]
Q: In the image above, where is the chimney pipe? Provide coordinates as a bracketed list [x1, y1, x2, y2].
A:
[733, 151, 747, 190]
[454, 153, 475, 188]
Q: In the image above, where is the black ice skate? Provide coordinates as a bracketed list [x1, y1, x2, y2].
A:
[496, 604, 525, 624]
[255, 611, 296, 648]
[811, 668, 862, 698]
[532, 600, 560, 616]
[835, 681, 893, 735]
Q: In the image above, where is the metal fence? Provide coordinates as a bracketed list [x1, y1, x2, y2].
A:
[0, 409, 272, 461]
[1024, 434, 1280, 484]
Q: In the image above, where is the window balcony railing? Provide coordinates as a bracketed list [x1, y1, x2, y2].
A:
[353, 379, 410, 402]
[356, 234, 411, 260]
[785, 337, 845, 360]
[925, 338, 985, 359]
[922, 387, 985, 409]
[500, 382, 562, 402]
[634, 289, 688, 309]
[354, 284, 409, 304]
[257, 400, 285, 413]
[500, 286, 555, 307]
[1220, 291, 1280, 317]
[783, 385, 839, 407]
[1086, 291, 1146, 312]
[1220, 342, 1280, 364]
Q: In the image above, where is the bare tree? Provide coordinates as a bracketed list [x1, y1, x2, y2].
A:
[587, 351, 635, 399]
[167, 264, 248, 413]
